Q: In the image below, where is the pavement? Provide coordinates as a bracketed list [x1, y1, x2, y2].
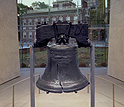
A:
[0, 67, 124, 107]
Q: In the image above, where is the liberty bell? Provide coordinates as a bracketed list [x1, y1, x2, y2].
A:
[35, 22, 90, 93]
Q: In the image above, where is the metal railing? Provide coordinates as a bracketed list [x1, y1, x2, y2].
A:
[87, 74, 124, 107]
[0, 74, 40, 107]
[0, 73, 124, 107]
[96, 75, 124, 107]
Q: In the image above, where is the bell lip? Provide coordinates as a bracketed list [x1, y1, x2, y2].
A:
[36, 80, 90, 93]
[36, 80, 63, 93]
[36, 85, 63, 93]
[63, 82, 90, 93]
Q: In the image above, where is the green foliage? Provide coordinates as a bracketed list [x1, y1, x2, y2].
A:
[100, 30, 106, 41]
[17, 3, 31, 30]
[90, 0, 110, 25]
[17, 3, 29, 15]
[31, 1, 49, 9]
[20, 47, 108, 68]
[93, 30, 98, 36]
[107, 0, 110, 9]
[90, 10, 97, 25]
[97, 0, 105, 23]
[92, 30, 98, 40]
[106, 0, 110, 24]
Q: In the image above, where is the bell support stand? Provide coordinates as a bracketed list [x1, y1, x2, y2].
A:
[29, 43, 95, 107]
[90, 43, 95, 107]
[30, 45, 35, 107]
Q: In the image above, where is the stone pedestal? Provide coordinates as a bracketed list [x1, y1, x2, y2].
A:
[0, 0, 20, 84]
[108, 0, 124, 81]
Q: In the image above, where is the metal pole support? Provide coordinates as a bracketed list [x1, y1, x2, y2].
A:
[90, 44, 95, 107]
[112, 84, 115, 107]
[12, 85, 14, 107]
[30, 45, 35, 107]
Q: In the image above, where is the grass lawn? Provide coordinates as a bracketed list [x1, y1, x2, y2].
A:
[19, 47, 108, 67]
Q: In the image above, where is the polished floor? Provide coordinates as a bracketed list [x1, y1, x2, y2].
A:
[0, 67, 124, 107]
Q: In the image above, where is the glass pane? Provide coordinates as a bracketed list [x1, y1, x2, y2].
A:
[18, 0, 109, 67]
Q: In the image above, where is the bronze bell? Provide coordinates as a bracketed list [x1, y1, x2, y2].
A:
[36, 45, 89, 93]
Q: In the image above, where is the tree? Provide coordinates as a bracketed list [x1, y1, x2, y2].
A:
[106, 0, 110, 24]
[31, 1, 49, 9]
[90, 0, 109, 25]
[17, 3, 32, 31]
[17, 3, 30, 15]
[90, 9, 97, 25]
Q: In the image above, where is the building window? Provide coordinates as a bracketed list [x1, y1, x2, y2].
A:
[23, 27, 26, 30]
[28, 19, 32, 25]
[23, 32, 26, 39]
[29, 27, 32, 30]
[34, 18, 38, 25]
[52, 17, 56, 22]
[59, 16, 63, 22]
[46, 17, 49, 24]
[23, 19, 26, 25]
[66, 16, 70, 22]
[46, 17, 49, 22]
[74, 16, 78, 24]
[41, 18, 44, 23]
[29, 32, 32, 39]
[34, 32, 36, 43]
[59, 4, 62, 8]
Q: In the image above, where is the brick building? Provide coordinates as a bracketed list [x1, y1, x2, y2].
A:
[20, 0, 90, 45]
[20, 0, 106, 47]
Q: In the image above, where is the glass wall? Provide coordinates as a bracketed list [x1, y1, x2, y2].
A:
[18, 0, 110, 67]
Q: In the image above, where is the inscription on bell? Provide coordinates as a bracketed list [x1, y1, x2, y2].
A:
[48, 48, 77, 56]
[52, 57, 73, 65]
